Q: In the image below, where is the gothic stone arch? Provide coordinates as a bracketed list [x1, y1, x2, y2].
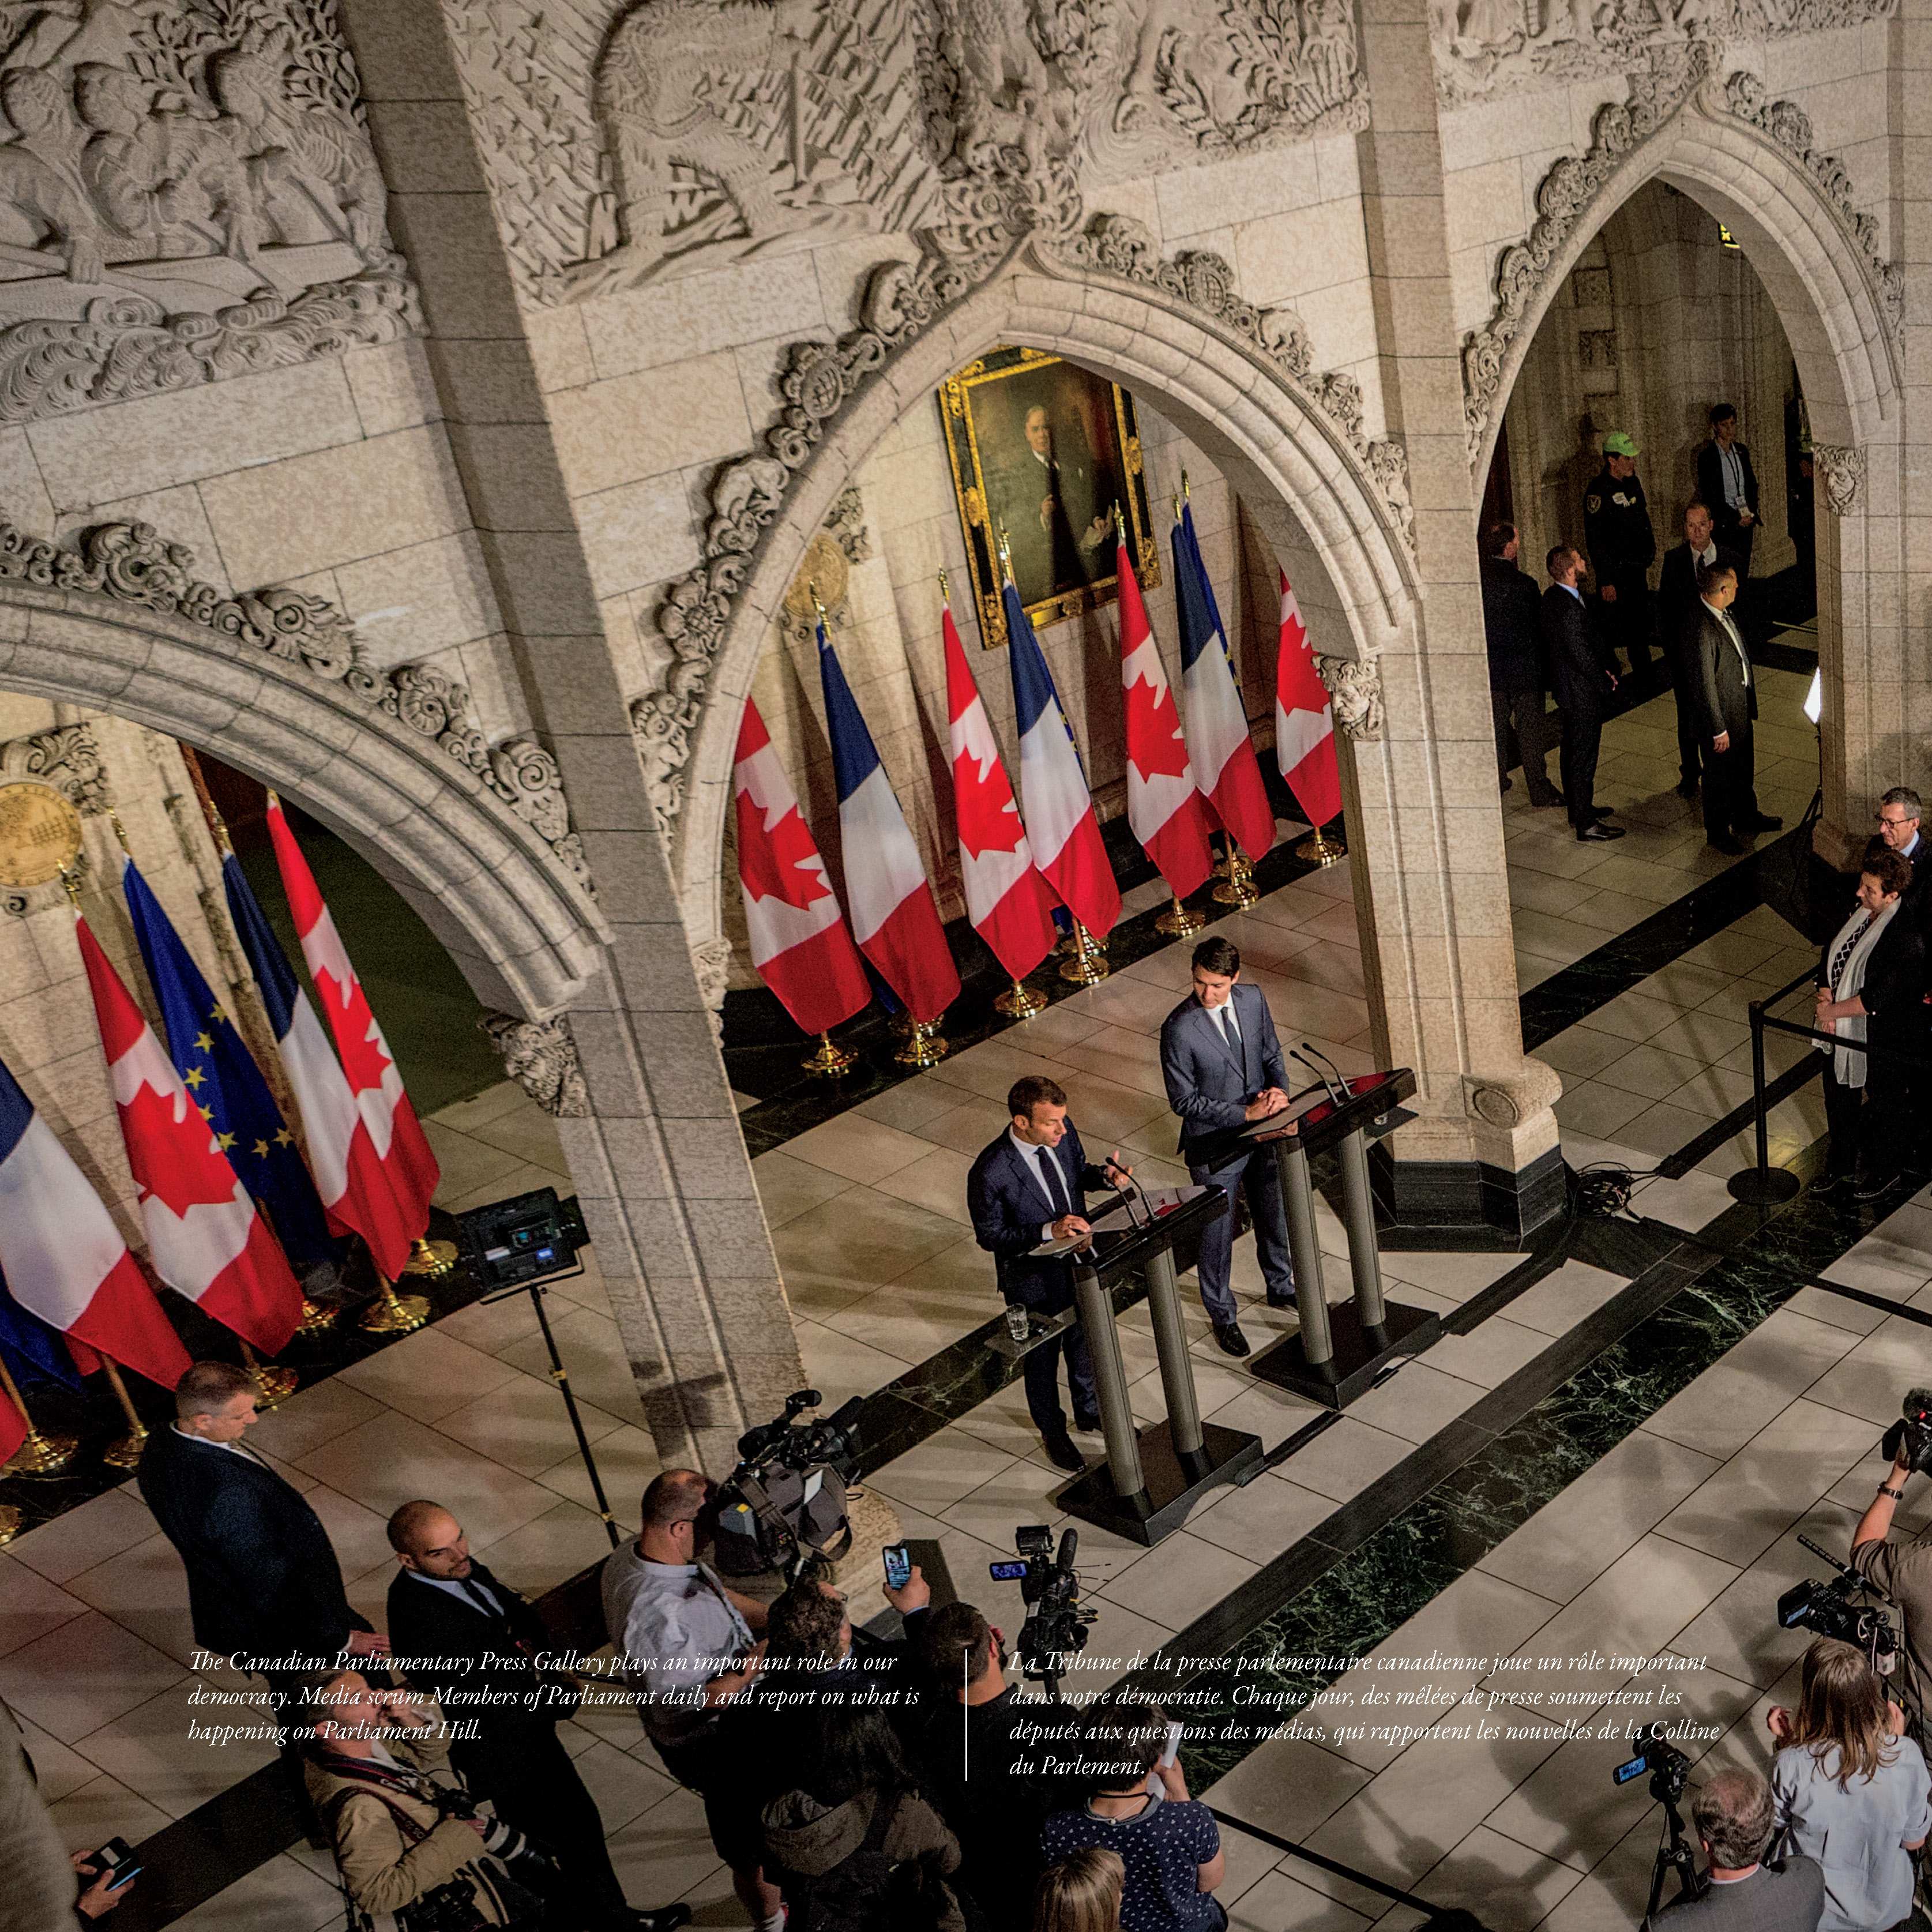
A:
[671, 246, 1421, 947]
[0, 527, 606, 1017]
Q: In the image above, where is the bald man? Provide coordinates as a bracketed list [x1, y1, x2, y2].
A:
[385, 1501, 689, 1932]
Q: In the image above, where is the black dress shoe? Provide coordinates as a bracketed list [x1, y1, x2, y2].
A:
[1708, 833, 1745, 856]
[1266, 1294, 1296, 1309]
[1746, 813, 1784, 832]
[1676, 777, 1700, 799]
[1072, 1412, 1103, 1434]
[1501, 775, 1514, 794]
[1042, 1430, 1086, 1471]
[1577, 822, 1626, 842]
[1212, 1322, 1251, 1358]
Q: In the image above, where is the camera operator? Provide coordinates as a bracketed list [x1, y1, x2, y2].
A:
[910, 1600, 1067, 1931]
[1642, 1768, 1822, 1932]
[1767, 1637, 1930, 1932]
[303, 1668, 540, 1927]
[602, 1469, 777, 1931]
[1851, 1422, 1932, 1734]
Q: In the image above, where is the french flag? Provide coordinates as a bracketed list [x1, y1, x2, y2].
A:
[223, 841, 426, 1287]
[734, 697, 872, 1036]
[943, 598, 1058, 981]
[1118, 527, 1213, 899]
[0, 1047, 190, 1403]
[819, 621, 960, 1023]
[1275, 570, 1342, 830]
[1172, 503, 1276, 862]
[75, 913, 303, 1355]
[1004, 580, 1121, 939]
[265, 798, 439, 1281]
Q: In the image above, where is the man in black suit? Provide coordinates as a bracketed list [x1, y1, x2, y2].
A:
[967, 1074, 1134, 1468]
[138, 1360, 386, 1760]
[1539, 544, 1625, 843]
[1480, 520, 1561, 807]
[1696, 403, 1760, 578]
[1643, 1767, 1822, 1932]
[385, 1501, 686, 1932]
[1875, 788, 1929, 919]
[1657, 502, 1740, 800]
[1687, 562, 1781, 855]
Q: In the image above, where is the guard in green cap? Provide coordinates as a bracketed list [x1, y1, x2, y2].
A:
[1583, 431, 1659, 691]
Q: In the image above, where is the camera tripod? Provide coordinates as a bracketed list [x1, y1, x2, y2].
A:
[1645, 1781, 1707, 1922]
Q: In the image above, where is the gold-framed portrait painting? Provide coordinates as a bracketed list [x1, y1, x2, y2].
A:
[938, 345, 1158, 650]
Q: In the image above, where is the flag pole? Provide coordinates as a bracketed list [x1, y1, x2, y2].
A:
[0, 1355, 77, 1476]
[1132, 501, 1205, 940]
[1212, 834, 1260, 907]
[97, 1354, 149, 1471]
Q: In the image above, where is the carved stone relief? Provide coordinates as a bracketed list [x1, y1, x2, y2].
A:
[1317, 652, 1382, 740]
[1577, 328, 1615, 369]
[1812, 442, 1863, 515]
[778, 486, 871, 649]
[482, 1010, 591, 1115]
[0, 520, 592, 894]
[0, 719, 106, 914]
[1432, 0, 1896, 107]
[689, 934, 732, 1040]
[0, 0, 418, 424]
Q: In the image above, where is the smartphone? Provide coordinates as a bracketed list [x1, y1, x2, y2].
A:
[88, 1838, 142, 1891]
[882, 1542, 912, 1591]
[1159, 1721, 1183, 1768]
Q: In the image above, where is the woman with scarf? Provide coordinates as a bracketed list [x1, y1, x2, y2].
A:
[1815, 847, 1925, 1202]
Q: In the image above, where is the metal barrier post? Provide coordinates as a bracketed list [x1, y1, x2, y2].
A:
[1728, 984, 1802, 1205]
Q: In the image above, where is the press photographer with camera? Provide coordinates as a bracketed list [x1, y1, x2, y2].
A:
[1850, 1390, 1932, 1737]
[1640, 1768, 1823, 1932]
[1767, 1638, 1930, 1932]
[304, 1668, 552, 1929]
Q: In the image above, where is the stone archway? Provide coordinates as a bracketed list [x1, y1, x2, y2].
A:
[0, 520, 606, 1017]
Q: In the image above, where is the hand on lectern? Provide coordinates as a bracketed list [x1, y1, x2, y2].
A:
[1053, 1213, 1092, 1242]
[1244, 1087, 1291, 1122]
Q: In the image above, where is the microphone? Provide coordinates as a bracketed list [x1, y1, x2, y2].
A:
[1291, 1047, 1347, 1108]
[1107, 1149, 1147, 1228]
[1300, 1040, 1350, 1089]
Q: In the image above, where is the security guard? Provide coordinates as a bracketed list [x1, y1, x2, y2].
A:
[1583, 430, 1659, 690]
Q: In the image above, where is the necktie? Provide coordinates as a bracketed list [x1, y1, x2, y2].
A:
[1038, 1147, 1070, 1220]
[1219, 1001, 1242, 1051]
[1830, 915, 1872, 995]
[460, 1576, 501, 1618]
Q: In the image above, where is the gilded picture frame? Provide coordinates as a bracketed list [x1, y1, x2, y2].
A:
[938, 345, 1157, 649]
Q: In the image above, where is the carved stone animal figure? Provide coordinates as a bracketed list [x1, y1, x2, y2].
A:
[933, 0, 1068, 167]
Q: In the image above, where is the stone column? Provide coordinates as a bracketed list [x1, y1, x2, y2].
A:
[1337, 0, 1562, 1232]
[337, 1, 802, 1474]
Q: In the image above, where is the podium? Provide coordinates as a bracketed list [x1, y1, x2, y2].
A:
[1035, 1184, 1263, 1546]
[1240, 1068, 1438, 1407]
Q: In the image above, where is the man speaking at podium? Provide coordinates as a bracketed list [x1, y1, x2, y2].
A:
[1160, 936, 1297, 1358]
[968, 1075, 1135, 1471]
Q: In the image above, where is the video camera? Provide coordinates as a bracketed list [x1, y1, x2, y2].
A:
[1612, 1721, 1692, 1805]
[1778, 1533, 1898, 1677]
[990, 1525, 1096, 1689]
[1882, 1387, 1932, 1478]
[711, 1389, 864, 1581]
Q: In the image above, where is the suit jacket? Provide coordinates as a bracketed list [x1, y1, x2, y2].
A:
[1644, 1856, 1824, 1932]
[967, 1121, 1112, 1306]
[1539, 584, 1615, 715]
[1900, 837, 1932, 935]
[1818, 906, 1928, 1059]
[137, 1421, 367, 1660]
[1658, 542, 1742, 656]
[1697, 438, 1760, 536]
[1479, 554, 1543, 692]
[1159, 980, 1290, 1160]
[386, 1559, 554, 1750]
[1687, 603, 1758, 740]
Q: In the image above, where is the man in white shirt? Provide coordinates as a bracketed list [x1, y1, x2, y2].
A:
[1687, 563, 1781, 855]
[1696, 404, 1760, 578]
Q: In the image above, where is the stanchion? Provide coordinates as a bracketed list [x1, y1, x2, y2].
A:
[360, 1273, 430, 1335]
[1295, 827, 1346, 868]
[403, 1235, 458, 1277]
[994, 976, 1047, 1018]
[1156, 895, 1205, 936]
[1728, 991, 1802, 1205]
[1211, 838, 1260, 907]
[0, 1356, 78, 1475]
[802, 1031, 855, 1077]
[98, 1356, 149, 1471]
[894, 1016, 948, 1067]
[1059, 921, 1110, 984]
[239, 1339, 297, 1407]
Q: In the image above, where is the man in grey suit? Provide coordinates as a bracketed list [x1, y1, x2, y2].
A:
[1688, 561, 1782, 856]
[1644, 1766, 1822, 1932]
[1159, 935, 1296, 1358]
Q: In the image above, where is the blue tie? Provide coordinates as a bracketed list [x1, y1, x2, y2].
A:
[1039, 1147, 1070, 1219]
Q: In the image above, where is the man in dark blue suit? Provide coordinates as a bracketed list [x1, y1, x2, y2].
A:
[1160, 935, 1296, 1358]
[967, 1074, 1134, 1470]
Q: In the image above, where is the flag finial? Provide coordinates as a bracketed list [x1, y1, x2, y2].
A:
[1112, 501, 1126, 546]
[106, 807, 130, 855]
[1182, 468, 1191, 502]
[937, 566, 949, 602]
[810, 580, 828, 629]
[57, 864, 80, 907]
[996, 525, 1014, 585]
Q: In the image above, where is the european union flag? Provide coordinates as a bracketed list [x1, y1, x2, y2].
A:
[120, 855, 338, 1269]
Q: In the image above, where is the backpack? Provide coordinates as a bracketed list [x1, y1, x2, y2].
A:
[776, 1791, 945, 1932]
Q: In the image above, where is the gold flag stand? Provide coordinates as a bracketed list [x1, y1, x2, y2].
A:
[1156, 896, 1205, 936]
[994, 976, 1047, 1018]
[402, 1236, 457, 1278]
[802, 1031, 855, 1077]
[361, 1273, 429, 1336]
[0, 1356, 78, 1476]
[239, 1340, 297, 1407]
[1212, 837, 1260, 908]
[1296, 827, 1346, 867]
[893, 1016, 948, 1068]
[98, 1356, 149, 1471]
[1059, 921, 1109, 984]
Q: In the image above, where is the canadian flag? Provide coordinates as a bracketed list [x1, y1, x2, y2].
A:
[1118, 529, 1213, 898]
[734, 697, 872, 1037]
[943, 599, 1058, 981]
[1275, 570, 1342, 830]
[265, 798, 439, 1281]
[76, 913, 303, 1355]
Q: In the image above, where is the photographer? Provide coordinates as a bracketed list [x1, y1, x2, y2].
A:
[1767, 1638, 1930, 1932]
[911, 1601, 1066, 1930]
[1041, 1694, 1224, 1931]
[303, 1668, 538, 1927]
[1851, 1431, 1932, 1737]
[1642, 1767, 1822, 1931]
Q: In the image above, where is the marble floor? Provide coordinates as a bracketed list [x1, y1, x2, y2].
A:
[0, 804, 1866, 1930]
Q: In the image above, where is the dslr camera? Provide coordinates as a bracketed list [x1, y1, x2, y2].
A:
[1778, 1533, 1897, 1677]
[431, 1786, 558, 1884]
[1612, 1721, 1691, 1805]
[990, 1525, 1096, 1687]
[1882, 1387, 1932, 1478]
[711, 1389, 864, 1580]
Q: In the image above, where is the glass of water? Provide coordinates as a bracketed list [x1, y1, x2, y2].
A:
[1005, 1303, 1031, 1345]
